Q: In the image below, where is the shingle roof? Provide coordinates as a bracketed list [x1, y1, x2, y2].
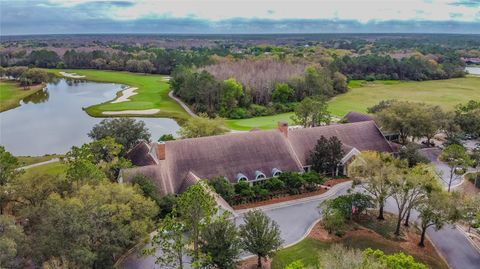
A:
[125, 141, 157, 166]
[121, 163, 171, 195]
[344, 111, 374, 123]
[165, 130, 304, 189]
[122, 121, 393, 195]
[288, 121, 393, 166]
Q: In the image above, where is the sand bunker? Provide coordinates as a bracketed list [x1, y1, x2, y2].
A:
[111, 87, 138, 103]
[102, 109, 160, 115]
[59, 72, 86, 79]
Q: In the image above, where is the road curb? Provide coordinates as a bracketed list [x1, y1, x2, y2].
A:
[455, 225, 480, 254]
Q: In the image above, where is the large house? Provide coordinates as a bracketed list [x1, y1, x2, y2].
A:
[120, 120, 394, 196]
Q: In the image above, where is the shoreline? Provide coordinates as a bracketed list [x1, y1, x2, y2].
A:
[0, 80, 46, 112]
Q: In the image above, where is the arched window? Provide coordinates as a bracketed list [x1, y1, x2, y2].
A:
[271, 168, 282, 177]
[255, 170, 266, 180]
[236, 173, 249, 182]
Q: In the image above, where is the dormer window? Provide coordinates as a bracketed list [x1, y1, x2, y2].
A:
[236, 173, 249, 182]
[271, 168, 282, 177]
[255, 170, 266, 180]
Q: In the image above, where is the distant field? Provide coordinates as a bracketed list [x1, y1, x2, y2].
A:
[48, 69, 189, 121]
[225, 113, 294, 130]
[227, 77, 480, 130]
[328, 77, 480, 116]
[17, 154, 63, 166]
[20, 161, 66, 178]
[0, 80, 45, 112]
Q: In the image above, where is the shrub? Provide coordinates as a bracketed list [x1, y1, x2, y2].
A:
[365, 74, 376, 81]
[248, 104, 269, 117]
[302, 171, 325, 191]
[263, 177, 285, 192]
[323, 193, 374, 220]
[131, 174, 174, 218]
[228, 107, 249, 119]
[279, 172, 305, 194]
[322, 208, 346, 236]
[211, 177, 235, 203]
[253, 185, 269, 200]
[235, 181, 255, 201]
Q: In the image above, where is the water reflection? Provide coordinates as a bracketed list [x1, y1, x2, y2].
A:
[0, 79, 180, 156]
[22, 88, 49, 104]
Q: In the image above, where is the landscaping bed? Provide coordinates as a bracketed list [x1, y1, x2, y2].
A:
[228, 177, 350, 210]
[270, 212, 449, 269]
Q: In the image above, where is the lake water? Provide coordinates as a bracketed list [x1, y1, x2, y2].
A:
[0, 79, 180, 156]
[466, 66, 480, 75]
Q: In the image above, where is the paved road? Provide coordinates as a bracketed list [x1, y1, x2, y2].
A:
[419, 147, 475, 189]
[118, 182, 480, 269]
[382, 199, 480, 269]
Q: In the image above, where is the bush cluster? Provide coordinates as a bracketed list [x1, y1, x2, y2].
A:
[210, 171, 326, 205]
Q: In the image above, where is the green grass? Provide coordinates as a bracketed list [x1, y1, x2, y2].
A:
[225, 112, 295, 131]
[16, 154, 63, 166]
[271, 238, 329, 269]
[226, 77, 480, 130]
[48, 69, 189, 121]
[329, 77, 480, 117]
[272, 213, 448, 269]
[0, 80, 45, 112]
[271, 234, 448, 269]
[20, 161, 66, 178]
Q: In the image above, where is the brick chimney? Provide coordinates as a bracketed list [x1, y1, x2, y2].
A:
[277, 121, 289, 137]
[156, 142, 166, 160]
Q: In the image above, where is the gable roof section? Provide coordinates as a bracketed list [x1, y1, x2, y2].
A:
[120, 162, 172, 195]
[288, 121, 393, 166]
[125, 141, 157, 166]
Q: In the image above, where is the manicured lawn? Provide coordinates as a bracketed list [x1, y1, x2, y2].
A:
[329, 77, 480, 116]
[20, 161, 66, 178]
[271, 238, 329, 269]
[48, 69, 189, 121]
[226, 77, 480, 130]
[16, 154, 63, 166]
[0, 80, 45, 112]
[225, 112, 294, 131]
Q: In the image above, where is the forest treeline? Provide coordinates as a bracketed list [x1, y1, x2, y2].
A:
[171, 62, 347, 118]
[0, 35, 472, 119]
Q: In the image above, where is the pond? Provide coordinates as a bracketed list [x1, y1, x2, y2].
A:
[0, 79, 180, 156]
[466, 66, 480, 75]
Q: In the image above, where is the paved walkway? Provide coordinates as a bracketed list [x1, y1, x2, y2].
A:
[168, 91, 197, 117]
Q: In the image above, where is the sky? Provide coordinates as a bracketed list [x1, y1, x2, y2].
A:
[1, 0, 479, 35]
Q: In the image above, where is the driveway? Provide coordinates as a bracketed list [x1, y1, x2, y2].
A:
[118, 182, 480, 269]
[420, 147, 469, 189]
